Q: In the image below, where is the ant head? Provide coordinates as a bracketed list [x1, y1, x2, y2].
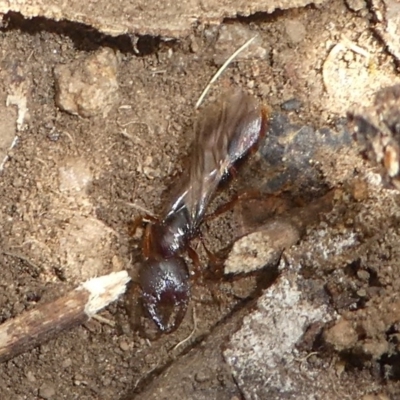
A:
[139, 256, 190, 333]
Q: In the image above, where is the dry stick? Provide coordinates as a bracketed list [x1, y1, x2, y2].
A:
[0, 270, 131, 363]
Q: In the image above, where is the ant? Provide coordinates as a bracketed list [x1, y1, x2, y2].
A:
[134, 90, 269, 333]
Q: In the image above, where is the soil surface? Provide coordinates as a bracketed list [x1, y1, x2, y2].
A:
[0, 1, 400, 399]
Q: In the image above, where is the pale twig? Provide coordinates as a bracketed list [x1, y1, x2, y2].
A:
[62, 130, 75, 144]
[3, 251, 40, 271]
[118, 105, 132, 110]
[0, 136, 19, 171]
[294, 351, 319, 364]
[322, 36, 370, 94]
[92, 314, 116, 327]
[172, 306, 197, 351]
[116, 120, 152, 136]
[26, 50, 34, 62]
[116, 120, 141, 128]
[294, 351, 320, 374]
[340, 35, 370, 59]
[195, 36, 257, 109]
[120, 128, 135, 141]
[122, 201, 156, 218]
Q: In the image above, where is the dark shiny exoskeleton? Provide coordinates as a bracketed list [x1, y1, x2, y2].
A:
[138, 90, 268, 332]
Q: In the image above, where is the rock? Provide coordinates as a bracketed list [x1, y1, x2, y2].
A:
[62, 358, 72, 368]
[281, 98, 303, 111]
[345, 0, 367, 12]
[119, 339, 130, 352]
[39, 382, 56, 399]
[224, 220, 300, 275]
[58, 215, 116, 281]
[213, 24, 268, 66]
[58, 158, 93, 193]
[224, 272, 336, 400]
[348, 84, 400, 190]
[323, 318, 358, 351]
[26, 371, 36, 382]
[372, 0, 400, 63]
[362, 339, 389, 359]
[0, 0, 327, 38]
[284, 19, 307, 44]
[54, 48, 119, 118]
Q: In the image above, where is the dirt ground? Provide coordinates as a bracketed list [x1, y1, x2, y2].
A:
[1, 0, 400, 399]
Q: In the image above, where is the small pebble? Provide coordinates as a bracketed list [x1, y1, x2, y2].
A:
[195, 370, 211, 383]
[345, 0, 366, 12]
[39, 382, 56, 399]
[189, 35, 200, 53]
[26, 371, 36, 382]
[58, 158, 92, 193]
[284, 20, 306, 43]
[324, 318, 358, 350]
[351, 178, 368, 201]
[362, 340, 389, 359]
[357, 288, 367, 297]
[102, 377, 112, 387]
[62, 358, 72, 368]
[213, 24, 268, 66]
[12, 177, 23, 188]
[74, 374, 84, 386]
[357, 269, 370, 281]
[119, 339, 130, 352]
[54, 48, 119, 118]
[281, 98, 303, 111]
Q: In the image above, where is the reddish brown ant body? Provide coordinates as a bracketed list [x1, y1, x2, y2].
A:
[137, 90, 268, 333]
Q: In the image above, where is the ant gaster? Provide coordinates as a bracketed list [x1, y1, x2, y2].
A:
[137, 90, 269, 333]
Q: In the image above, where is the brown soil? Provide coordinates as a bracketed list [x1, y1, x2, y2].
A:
[0, 1, 400, 399]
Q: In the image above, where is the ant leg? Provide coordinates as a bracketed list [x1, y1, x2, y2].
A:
[128, 214, 158, 236]
[205, 189, 263, 221]
[142, 224, 153, 258]
[187, 242, 222, 280]
[202, 241, 221, 265]
[195, 231, 225, 280]
[129, 214, 159, 258]
[125, 280, 148, 336]
[202, 241, 225, 280]
[187, 246, 202, 279]
[126, 280, 163, 340]
[227, 164, 238, 179]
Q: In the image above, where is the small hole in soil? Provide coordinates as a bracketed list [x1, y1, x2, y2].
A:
[26, 291, 41, 302]
[136, 35, 161, 56]
[380, 353, 400, 381]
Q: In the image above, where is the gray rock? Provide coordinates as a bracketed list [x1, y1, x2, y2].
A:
[54, 48, 119, 118]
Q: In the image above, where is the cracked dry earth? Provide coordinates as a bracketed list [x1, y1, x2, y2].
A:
[1, 0, 400, 399]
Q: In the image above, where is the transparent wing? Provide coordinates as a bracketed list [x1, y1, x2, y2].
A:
[184, 89, 267, 228]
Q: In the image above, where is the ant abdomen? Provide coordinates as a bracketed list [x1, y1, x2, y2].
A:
[139, 256, 190, 332]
